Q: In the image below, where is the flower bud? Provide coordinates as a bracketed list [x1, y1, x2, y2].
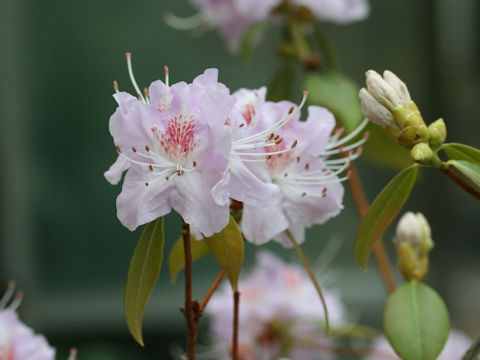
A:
[393, 212, 433, 282]
[359, 70, 429, 149]
[428, 118, 447, 149]
[410, 143, 433, 164]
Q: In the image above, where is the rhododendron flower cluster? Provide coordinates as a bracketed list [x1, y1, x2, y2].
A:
[204, 252, 347, 360]
[105, 57, 366, 244]
[170, 0, 369, 51]
[365, 329, 473, 360]
[0, 283, 55, 360]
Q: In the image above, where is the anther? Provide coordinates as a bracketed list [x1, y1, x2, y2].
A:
[268, 133, 275, 141]
[113, 80, 119, 91]
[143, 87, 149, 98]
[176, 169, 182, 176]
[193, 161, 197, 167]
[266, 155, 272, 159]
[164, 65, 169, 76]
[239, 123, 245, 127]
[275, 138, 283, 145]
[165, 176, 170, 181]
[303, 90, 309, 96]
[145, 145, 150, 152]
[274, 135, 280, 141]
[145, 182, 149, 186]
[305, 163, 310, 170]
[116, 145, 122, 153]
[284, 173, 288, 177]
[363, 131, 370, 139]
[288, 106, 294, 115]
[291, 140, 298, 149]
[125, 52, 132, 58]
[357, 146, 364, 155]
[296, 156, 301, 163]
[301, 192, 307, 197]
[132, 146, 137, 153]
[149, 165, 154, 171]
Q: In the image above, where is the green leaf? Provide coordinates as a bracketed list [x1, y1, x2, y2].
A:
[354, 165, 418, 269]
[266, 62, 295, 102]
[240, 21, 271, 63]
[124, 217, 165, 346]
[204, 216, 244, 291]
[168, 236, 209, 283]
[447, 160, 480, 188]
[384, 282, 450, 360]
[304, 71, 363, 133]
[443, 143, 480, 164]
[363, 122, 412, 169]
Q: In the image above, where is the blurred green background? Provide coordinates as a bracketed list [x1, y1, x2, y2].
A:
[1, 0, 479, 358]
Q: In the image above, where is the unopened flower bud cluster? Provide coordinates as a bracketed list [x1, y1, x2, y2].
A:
[359, 70, 448, 164]
[393, 212, 434, 282]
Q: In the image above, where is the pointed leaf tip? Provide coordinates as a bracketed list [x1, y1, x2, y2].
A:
[354, 165, 418, 269]
[124, 217, 165, 346]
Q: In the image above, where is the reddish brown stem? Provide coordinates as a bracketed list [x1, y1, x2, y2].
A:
[200, 269, 226, 312]
[182, 222, 198, 359]
[232, 291, 240, 360]
[348, 163, 397, 294]
[441, 167, 480, 201]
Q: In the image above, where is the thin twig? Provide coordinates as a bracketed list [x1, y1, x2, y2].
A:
[441, 167, 480, 201]
[286, 229, 330, 332]
[348, 163, 397, 293]
[232, 291, 240, 360]
[182, 222, 198, 360]
[200, 269, 226, 312]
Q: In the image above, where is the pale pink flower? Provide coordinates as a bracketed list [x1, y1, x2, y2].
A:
[206, 252, 347, 360]
[291, 0, 369, 24]
[0, 284, 55, 360]
[105, 56, 235, 236]
[238, 97, 368, 246]
[190, 0, 280, 51]
[366, 329, 474, 360]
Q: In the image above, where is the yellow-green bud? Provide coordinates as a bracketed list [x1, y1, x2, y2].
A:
[428, 118, 447, 149]
[410, 143, 433, 164]
[359, 70, 429, 150]
[394, 212, 434, 282]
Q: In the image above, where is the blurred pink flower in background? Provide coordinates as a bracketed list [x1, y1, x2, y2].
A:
[0, 285, 55, 360]
[365, 329, 473, 360]
[186, 0, 369, 52]
[292, 0, 369, 24]
[205, 252, 347, 359]
[190, 0, 279, 51]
